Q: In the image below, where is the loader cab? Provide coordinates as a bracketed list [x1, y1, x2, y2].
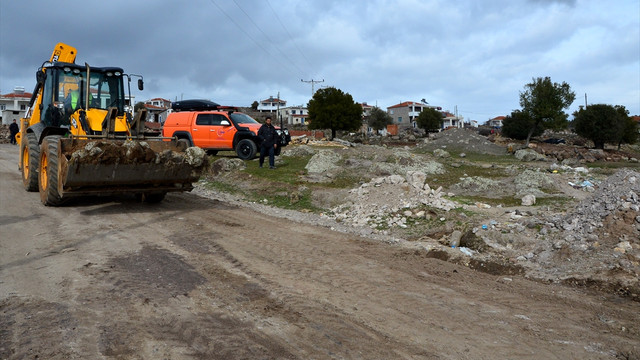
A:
[39, 63, 126, 130]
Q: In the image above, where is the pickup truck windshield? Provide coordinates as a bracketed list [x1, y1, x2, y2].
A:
[230, 113, 259, 124]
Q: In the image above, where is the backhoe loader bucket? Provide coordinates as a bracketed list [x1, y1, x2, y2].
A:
[40, 137, 206, 204]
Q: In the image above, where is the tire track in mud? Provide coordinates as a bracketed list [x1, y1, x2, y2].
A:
[160, 196, 640, 358]
[159, 205, 427, 358]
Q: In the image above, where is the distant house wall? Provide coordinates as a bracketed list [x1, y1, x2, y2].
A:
[257, 96, 286, 112]
[0, 88, 31, 125]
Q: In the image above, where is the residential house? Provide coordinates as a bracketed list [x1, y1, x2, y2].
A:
[359, 102, 374, 133]
[442, 111, 464, 129]
[144, 98, 171, 123]
[1, 87, 31, 125]
[257, 96, 286, 113]
[632, 115, 640, 133]
[277, 105, 308, 126]
[487, 116, 505, 128]
[386, 101, 441, 129]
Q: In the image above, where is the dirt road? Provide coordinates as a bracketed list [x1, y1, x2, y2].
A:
[1, 143, 638, 359]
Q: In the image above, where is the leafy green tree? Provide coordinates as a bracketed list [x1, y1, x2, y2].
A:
[501, 110, 543, 140]
[367, 106, 392, 133]
[251, 101, 259, 110]
[519, 77, 575, 146]
[307, 87, 362, 139]
[415, 107, 443, 132]
[616, 105, 638, 148]
[574, 104, 636, 149]
[134, 101, 146, 112]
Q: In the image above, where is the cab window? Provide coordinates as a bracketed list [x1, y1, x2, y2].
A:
[210, 114, 228, 125]
[195, 114, 213, 125]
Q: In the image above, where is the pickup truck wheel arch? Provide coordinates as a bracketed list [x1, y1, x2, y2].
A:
[170, 131, 193, 146]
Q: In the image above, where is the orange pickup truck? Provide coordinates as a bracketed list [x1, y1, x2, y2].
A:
[162, 100, 290, 160]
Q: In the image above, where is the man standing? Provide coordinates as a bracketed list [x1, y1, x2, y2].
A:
[257, 116, 279, 169]
[9, 119, 19, 145]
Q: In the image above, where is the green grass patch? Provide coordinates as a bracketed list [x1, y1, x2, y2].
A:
[248, 187, 325, 213]
[243, 155, 312, 184]
[201, 180, 245, 196]
[586, 161, 640, 173]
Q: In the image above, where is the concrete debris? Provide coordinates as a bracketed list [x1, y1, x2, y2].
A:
[305, 150, 342, 174]
[521, 194, 536, 206]
[514, 148, 547, 162]
[326, 171, 459, 230]
[184, 146, 206, 167]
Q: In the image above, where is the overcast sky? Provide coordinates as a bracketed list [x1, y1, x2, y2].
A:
[1, 0, 638, 122]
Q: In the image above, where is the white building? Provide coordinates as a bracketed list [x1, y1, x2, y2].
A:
[1, 87, 31, 125]
[276, 105, 308, 125]
[257, 96, 286, 113]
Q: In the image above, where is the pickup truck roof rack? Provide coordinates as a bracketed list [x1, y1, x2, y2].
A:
[171, 99, 220, 112]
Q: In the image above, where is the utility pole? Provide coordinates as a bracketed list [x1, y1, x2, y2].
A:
[277, 91, 282, 129]
[301, 79, 324, 97]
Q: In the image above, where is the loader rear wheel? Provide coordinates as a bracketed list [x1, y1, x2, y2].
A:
[21, 132, 40, 192]
[39, 136, 65, 206]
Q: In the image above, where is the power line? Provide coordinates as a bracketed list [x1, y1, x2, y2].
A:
[207, 0, 298, 76]
[265, 0, 315, 76]
[230, 0, 306, 75]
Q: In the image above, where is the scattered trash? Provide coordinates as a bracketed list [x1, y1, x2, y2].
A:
[481, 224, 488, 230]
[449, 230, 462, 248]
[568, 180, 595, 190]
[459, 247, 474, 256]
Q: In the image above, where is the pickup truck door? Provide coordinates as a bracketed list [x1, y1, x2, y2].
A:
[209, 114, 236, 149]
[193, 114, 215, 148]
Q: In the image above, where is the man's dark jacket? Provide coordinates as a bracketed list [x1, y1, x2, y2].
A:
[9, 122, 19, 135]
[258, 123, 278, 147]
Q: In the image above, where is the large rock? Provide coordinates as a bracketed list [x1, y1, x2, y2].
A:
[514, 149, 546, 162]
[305, 150, 342, 173]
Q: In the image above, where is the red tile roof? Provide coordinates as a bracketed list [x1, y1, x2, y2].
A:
[387, 101, 424, 109]
[1, 92, 32, 99]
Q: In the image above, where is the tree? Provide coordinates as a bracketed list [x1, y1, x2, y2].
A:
[251, 101, 259, 111]
[415, 107, 443, 132]
[307, 87, 362, 139]
[574, 104, 637, 149]
[367, 106, 392, 133]
[616, 105, 638, 148]
[134, 101, 146, 112]
[519, 77, 575, 146]
[501, 110, 543, 140]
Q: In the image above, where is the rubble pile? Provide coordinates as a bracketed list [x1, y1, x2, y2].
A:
[0, 124, 11, 144]
[419, 128, 507, 155]
[548, 169, 639, 243]
[69, 140, 204, 166]
[327, 171, 459, 230]
[528, 169, 640, 290]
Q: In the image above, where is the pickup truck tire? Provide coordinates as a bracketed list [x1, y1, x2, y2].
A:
[177, 138, 191, 148]
[236, 139, 257, 160]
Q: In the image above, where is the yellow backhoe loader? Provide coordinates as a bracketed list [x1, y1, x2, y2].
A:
[17, 43, 206, 206]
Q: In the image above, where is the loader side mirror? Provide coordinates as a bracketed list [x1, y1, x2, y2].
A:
[36, 70, 45, 84]
[137, 78, 144, 91]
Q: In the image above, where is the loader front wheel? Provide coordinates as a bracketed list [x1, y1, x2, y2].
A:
[21, 132, 40, 192]
[39, 136, 65, 206]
